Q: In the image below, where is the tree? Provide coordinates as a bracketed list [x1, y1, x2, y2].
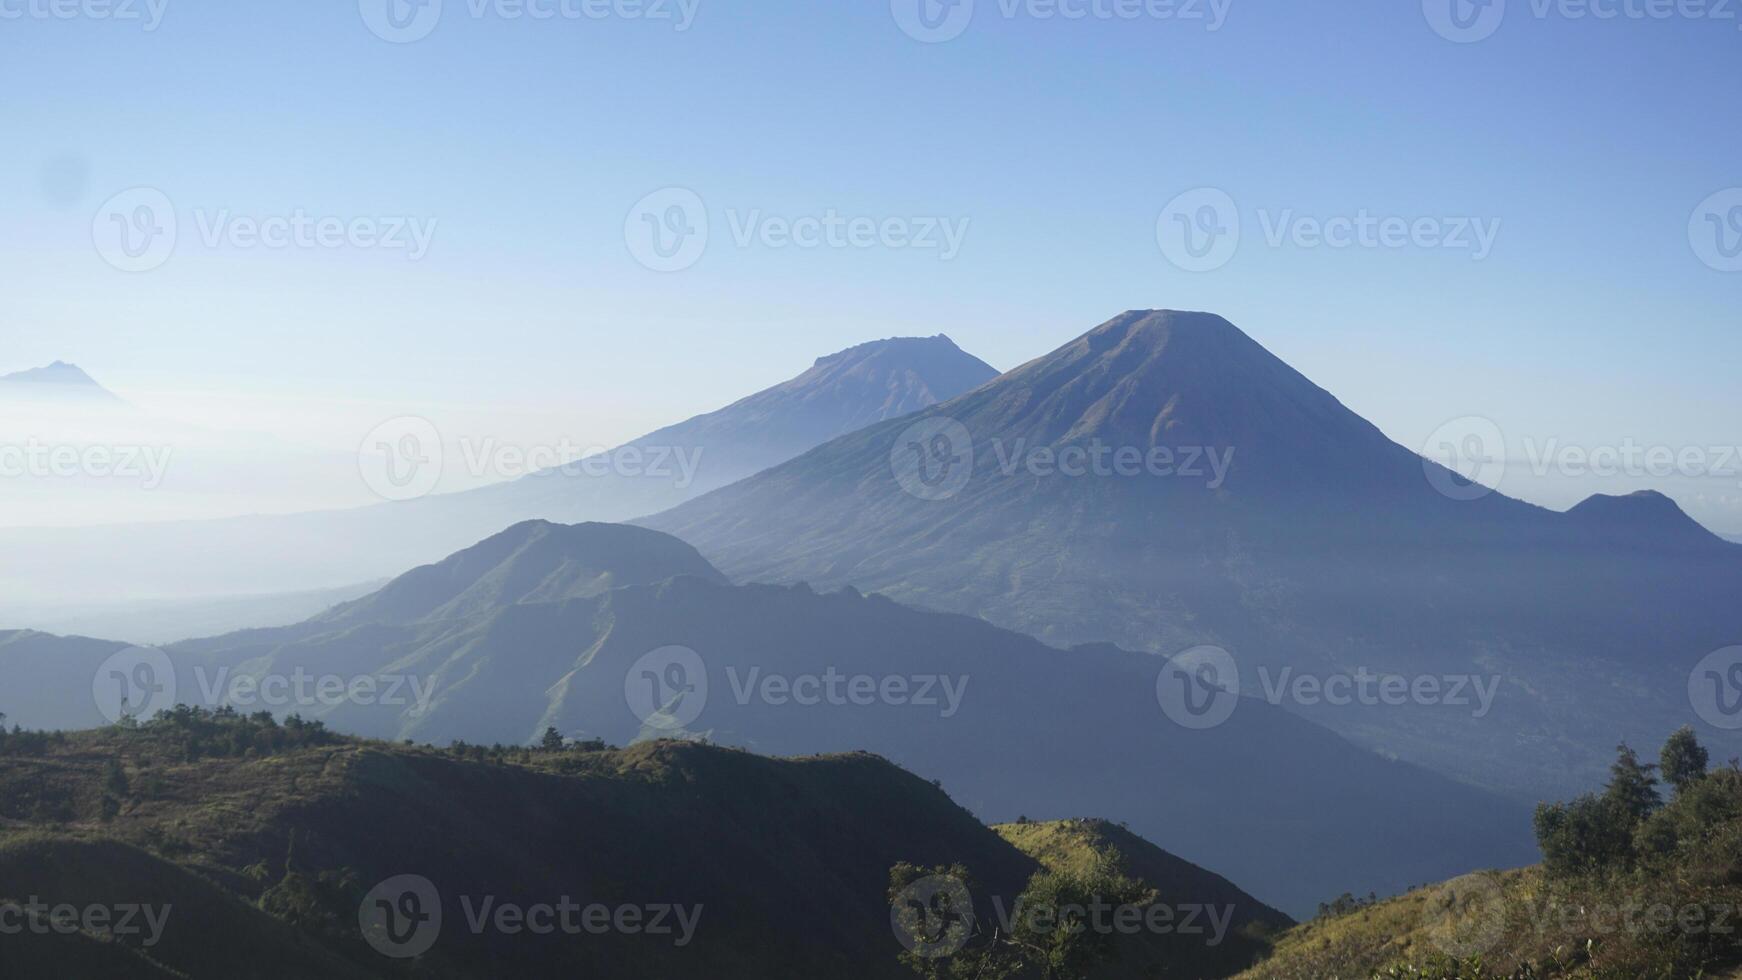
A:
[889, 863, 1020, 980]
[1004, 853, 1156, 980]
[1660, 726, 1710, 797]
[102, 756, 131, 797]
[1603, 742, 1661, 823]
[1534, 794, 1634, 876]
[892, 854, 1155, 980]
[540, 727, 565, 751]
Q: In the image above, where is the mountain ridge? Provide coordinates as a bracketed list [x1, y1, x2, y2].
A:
[0, 334, 996, 619]
[639, 310, 1742, 801]
[0, 360, 122, 402]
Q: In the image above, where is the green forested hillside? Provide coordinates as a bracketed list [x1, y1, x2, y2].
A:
[1, 710, 1291, 979]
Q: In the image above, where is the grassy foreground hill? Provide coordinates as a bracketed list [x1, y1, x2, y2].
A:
[1234, 736, 1742, 980]
[0, 711, 1287, 979]
[992, 818, 1292, 977]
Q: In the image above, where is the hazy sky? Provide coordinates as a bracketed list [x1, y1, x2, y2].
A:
[3, 0, 1739, 527]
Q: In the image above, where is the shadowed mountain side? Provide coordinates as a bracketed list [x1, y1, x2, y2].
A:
[640, 311, 1742, 799]
[2, 721, 1281, 979]
[0, 837, 378, 980]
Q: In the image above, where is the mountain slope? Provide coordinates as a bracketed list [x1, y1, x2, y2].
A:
[1564, 489, 1730, 550]
[0, 521, 1530, 918]
[462, 334, 997, 527]
[0, 361, 122, 403]
[996, 817, 1292, 977]
[311, 520, 726, 628]
[641, 310, 1742, 800]
[0, 335, 996, 621]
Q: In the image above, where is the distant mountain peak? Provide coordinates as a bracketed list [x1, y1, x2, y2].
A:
[0, 361, 119, 399]
[809, 333, 967, 369]
[914, 309, 1408, 493]
[647, 332, 999, 454]
[318, 520, 726, 627]
[1566, 490, 1726, 548]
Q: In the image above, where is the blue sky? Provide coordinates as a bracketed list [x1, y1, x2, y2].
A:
[3, 0, 1739, 526]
